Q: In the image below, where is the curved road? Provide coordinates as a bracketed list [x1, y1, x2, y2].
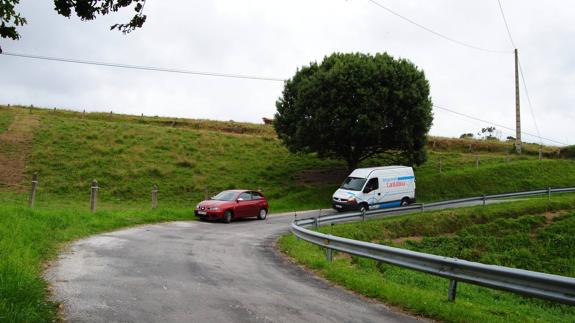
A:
[46, 210, 424, 322]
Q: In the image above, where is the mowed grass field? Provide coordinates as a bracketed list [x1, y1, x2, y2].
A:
[1, 105, 575, 321]
[279, 196, 575, 322]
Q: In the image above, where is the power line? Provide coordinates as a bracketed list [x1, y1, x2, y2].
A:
[366, 0, 512, 54]
[496, 0, 516, 48]
[518, 59, 542, 144]
[433, 104, 567, 146]
[0, 51, 286, 82]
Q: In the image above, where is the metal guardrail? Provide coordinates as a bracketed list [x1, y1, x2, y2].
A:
[291, 187, 575, 305]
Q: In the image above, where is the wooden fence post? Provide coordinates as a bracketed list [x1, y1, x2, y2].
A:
[439, 155, 443, 173]
[90, 179, 98, 212]
[151, 184, 158, 209]
[28, 172, 38, 208]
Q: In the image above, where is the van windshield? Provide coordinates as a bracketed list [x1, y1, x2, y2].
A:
[340, 177, 367, 191]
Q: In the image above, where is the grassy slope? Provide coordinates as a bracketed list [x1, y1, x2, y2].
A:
[1, 105, 574, 211]
[279, 196, 575, 322]
[15, 107, 342, 211]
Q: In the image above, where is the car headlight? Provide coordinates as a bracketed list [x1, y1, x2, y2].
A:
[196, 204, 200, 209]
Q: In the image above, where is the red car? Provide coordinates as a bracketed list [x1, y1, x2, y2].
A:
[194, 189, 269, 223]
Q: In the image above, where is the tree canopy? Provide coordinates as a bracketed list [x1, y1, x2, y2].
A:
[0, 0, 146, 43]
[274, 52, 433, 170]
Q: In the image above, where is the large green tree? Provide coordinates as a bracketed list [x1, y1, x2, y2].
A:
[0, 0, 146, 43]
[274, 52, 433, 170]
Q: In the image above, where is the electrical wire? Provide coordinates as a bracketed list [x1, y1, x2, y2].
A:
[366, 0, 512, 54]
[433, 104, 566, 146]
[0, 51, 286, 82]
[518, 59, 542, 144]
[496, 0, 516, 48]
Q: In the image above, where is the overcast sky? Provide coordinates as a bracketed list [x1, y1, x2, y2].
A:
[0, 0, 573, 145]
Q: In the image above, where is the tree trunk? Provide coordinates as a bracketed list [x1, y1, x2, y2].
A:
[346, 158, 359, 172]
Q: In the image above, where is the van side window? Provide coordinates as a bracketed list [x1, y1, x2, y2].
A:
[364, 178, 379, 193]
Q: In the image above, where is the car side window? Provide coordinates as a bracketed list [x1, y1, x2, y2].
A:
[238, 192, 251, 201]
[251, 191, 262, 200]
[364, 178, 379, 192]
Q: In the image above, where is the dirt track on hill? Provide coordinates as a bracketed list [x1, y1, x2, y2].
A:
[0, 114, 39, 189]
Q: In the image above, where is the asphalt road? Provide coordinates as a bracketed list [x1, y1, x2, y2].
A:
[46, 208, 427, 323]
[47, 200, 502, 322]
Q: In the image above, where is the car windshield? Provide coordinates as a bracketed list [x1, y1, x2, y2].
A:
[211, 190, 238, 201]
[340, 177, 367, 191]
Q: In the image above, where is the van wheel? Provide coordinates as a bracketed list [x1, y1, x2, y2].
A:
[224, 210, 233, 223]
[359, 203, 369, 213]
[400, 198, 410, 206]
[257, 208, 267, 220]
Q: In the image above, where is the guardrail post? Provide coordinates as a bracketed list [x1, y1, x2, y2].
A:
[448, 279, 458, 302]
[90, 179, 98, 213]
[28, 172, 38, 208]
[420, 203, 424, 213]
[294, 213, 300, 240]
[548, 187, 551, 201]
[482, 195, 486, 206]
[151, 184, 158, 209]
[362, 209, 366, 221]
[325, 238, 333, 262]
[314, 217, 319, 229]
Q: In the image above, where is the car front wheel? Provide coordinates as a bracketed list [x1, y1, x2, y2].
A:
[257, 208, 267, 220]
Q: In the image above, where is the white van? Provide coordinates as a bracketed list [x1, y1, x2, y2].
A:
[332, 166, 416, 212]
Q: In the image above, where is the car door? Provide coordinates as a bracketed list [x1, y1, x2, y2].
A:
[250, 191, 264, 216]
[235, 192, 252, 217]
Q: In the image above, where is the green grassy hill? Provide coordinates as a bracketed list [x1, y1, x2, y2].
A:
[1, 105, 573, 212]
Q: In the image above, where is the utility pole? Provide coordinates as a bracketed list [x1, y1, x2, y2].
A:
[514, 48, 522, 153]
